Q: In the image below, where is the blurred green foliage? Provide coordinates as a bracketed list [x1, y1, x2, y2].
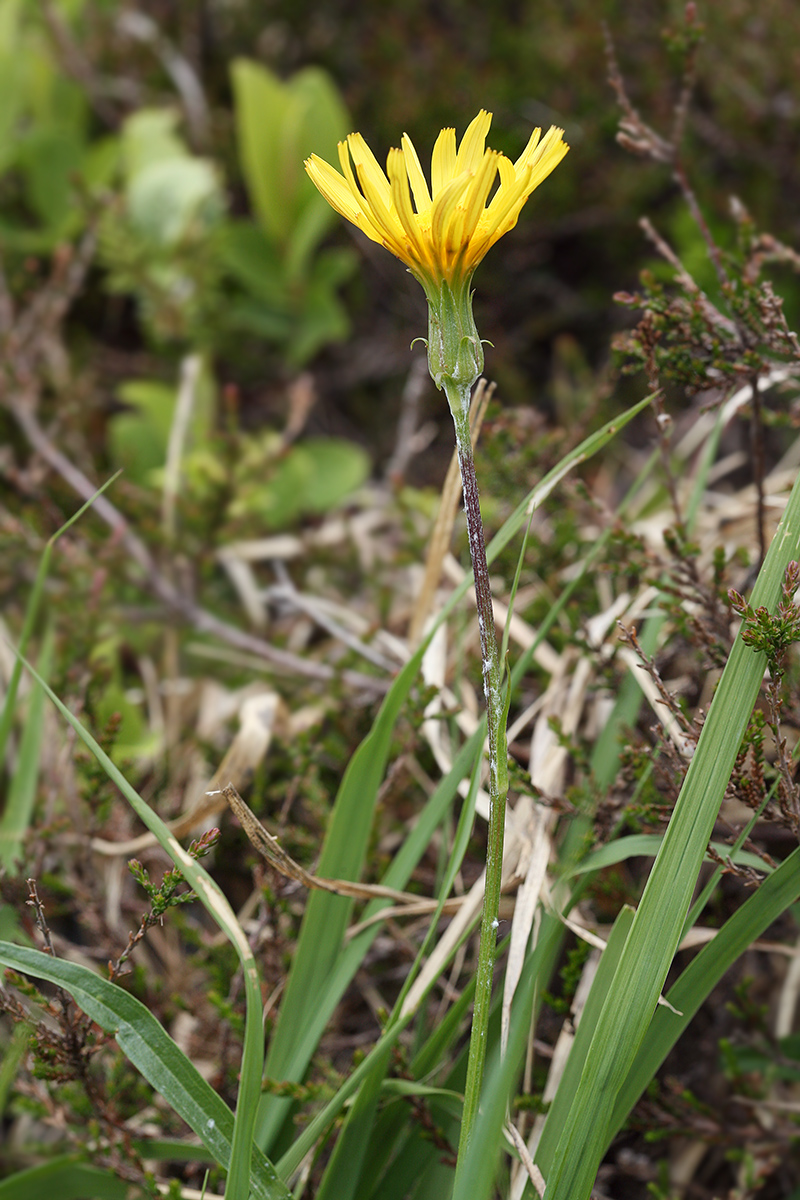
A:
[97, 60, 355, 363]
[0, 0, 117, 251]
[3, 0, 800, 422]
[226, 433, 370, 529]
[224, 60, 356, 367]
[107, 374, 216, 487]
[98, 108, 225, 344]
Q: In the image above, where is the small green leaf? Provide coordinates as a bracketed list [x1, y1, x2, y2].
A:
[127, 157, 223, 245]
[107, 380, 176, 483]
[232, 438, 370, 529]
[121, 108, 189, 178]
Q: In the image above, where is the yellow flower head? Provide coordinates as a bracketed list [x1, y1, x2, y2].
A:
[305, 110, 568, 295]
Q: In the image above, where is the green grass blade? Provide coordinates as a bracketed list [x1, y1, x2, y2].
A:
[0, 1021, 29, 1117]
[608, 840, 800, 1144]
[0, 475, 120, 770]
[316, 1040, 395, 1200]
[13, 661, 268, 1200]
[275, 1019, 410, 1181]
[256, 393, 654, 1157]
[390, 739, 484, 1017]
[543, 467, 800, 1200]
[267, 731, 484, 1118]
[0, 623, 54, 872]
[314, 744, 485, 1200]
[275, 936, 502, 1184]
[451, 934, 551, 1200]
[130, 1139, 217, 1162]
[534, 906, 635, 1177]
[590, 408, 724, 790]
[355, 947, 490, 1200]
[256, 643, 449, 1151]
[479, 395, 654, 571]
[564, 835, 770, 879]
[0, 942, 290, 1200]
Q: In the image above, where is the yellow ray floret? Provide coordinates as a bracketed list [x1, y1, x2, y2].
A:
[305, 110, 569, 292]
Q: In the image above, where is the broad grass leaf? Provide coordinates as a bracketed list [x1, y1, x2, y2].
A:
[0, 943, 290, 1200]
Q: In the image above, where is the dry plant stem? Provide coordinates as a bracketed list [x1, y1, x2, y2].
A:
[222, 782, 463, 911]
[9, 401, 387, 695]
[26, 879, 80, 1033]
[445, 380, 509, 1167]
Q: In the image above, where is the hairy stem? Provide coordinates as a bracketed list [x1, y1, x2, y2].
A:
[445, 380, 509, 1170]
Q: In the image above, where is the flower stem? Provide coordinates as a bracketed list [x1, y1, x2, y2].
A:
[445, 379, 509, 1171]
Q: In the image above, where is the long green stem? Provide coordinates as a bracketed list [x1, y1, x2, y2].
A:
[445, 379, 509, 1172]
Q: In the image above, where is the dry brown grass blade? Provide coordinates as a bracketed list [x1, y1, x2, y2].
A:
[223, 783, 457, 911]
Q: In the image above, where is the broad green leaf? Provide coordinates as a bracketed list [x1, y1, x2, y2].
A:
[0, 0, 25, 177]
[220, 221, 288, 307]
[228, 438, 369, 527]
[289, 67, 351, 199]
[272, 439, 370, 521]
[108, 371, 216, 491]
[286, 248, 355, 365]
[231, 60, 348, 251]
[0, 1157, 133, 1200]
[283, 68, 352, 275]
[18, 125, 85, 233]
[232, 59, 292, 243]
[107, 380, 176, 483]
[0, 942, 290, 1200]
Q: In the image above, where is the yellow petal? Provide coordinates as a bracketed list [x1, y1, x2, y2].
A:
[305, 154, 362, 225]
[347, 133, 393, 213]
[388, 146, 432, 272]
[401, 133, 432, 213]
[455, 149, 500, 247]
[337, 139, 361, 197]
[513, 126, 542, 172]
[482, 164, 534, 238]
[430, 171, 473, 251]
[455, 109, 492, 175]
[431, 126, 457, 197]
